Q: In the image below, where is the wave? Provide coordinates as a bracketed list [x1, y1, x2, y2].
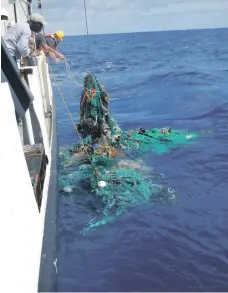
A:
[169, 102, 228, 121]
[131, 44, 147, 51]
[147, 70, 219, 85]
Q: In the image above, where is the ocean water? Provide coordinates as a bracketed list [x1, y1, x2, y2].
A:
[52, 29, 228, 291]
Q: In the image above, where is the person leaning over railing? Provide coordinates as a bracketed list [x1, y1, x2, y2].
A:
[35, 31, 64, 62]
[3, 13, 46, 62]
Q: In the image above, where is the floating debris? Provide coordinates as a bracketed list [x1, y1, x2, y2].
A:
[59, 73, 199, 234]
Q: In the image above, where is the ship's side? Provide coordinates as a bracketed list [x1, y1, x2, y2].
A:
[1, 1, 58, 292]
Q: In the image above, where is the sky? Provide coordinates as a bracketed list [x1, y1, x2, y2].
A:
[34, 0, 228, 35]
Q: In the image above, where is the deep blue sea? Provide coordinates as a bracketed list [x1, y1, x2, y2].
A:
[52, 29, 228, 291]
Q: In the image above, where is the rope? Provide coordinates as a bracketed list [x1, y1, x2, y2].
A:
[48, 63, 99, 178]
[20, 0, 31, 6]
[64, 59, 84, 88]
[83, 0, 92, 71]
[19, 0, 29, 18]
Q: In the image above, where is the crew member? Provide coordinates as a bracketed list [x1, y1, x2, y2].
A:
[35, 31, 64, 62]
[3, 13, 46, 60]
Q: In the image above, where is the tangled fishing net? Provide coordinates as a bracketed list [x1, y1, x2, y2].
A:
[59, 72, 198, 234]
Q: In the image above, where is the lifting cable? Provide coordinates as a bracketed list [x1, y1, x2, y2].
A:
[83, 0, 92, 72]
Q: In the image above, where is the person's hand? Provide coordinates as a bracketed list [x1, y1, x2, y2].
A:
[58, 53, 65, 59]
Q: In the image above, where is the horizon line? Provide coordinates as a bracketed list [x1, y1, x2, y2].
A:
[64, 26, 228, 37]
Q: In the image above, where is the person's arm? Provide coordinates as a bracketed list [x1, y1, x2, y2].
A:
[40, 42, 64, 60]
[45, 37, 65, 59]
[40, 43, 62, 61]
[49, 51, 61, 62]
[16, 27, 31, 58]
[47, 46, 64, 59]
[44, 44, 62, 56]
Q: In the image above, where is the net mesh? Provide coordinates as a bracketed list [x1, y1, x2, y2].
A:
[59, 73, 198, 234]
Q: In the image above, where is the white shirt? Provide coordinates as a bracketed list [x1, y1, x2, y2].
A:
[3, 21, 31, 59]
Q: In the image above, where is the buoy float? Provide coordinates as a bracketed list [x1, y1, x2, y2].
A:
[63, 186, 73, 193]
[185, 135, 192, 140]
[98, 180, 106, 188]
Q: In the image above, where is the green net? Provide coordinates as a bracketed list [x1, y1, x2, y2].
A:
[59, 73, 198, 234]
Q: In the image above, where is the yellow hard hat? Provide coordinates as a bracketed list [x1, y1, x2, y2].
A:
[55, 30, 64, 40]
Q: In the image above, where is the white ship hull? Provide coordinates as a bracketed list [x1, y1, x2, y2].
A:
[1, 1, 58, 292]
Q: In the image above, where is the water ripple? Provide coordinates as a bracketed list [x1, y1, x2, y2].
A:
[56, 29, 228, 291]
